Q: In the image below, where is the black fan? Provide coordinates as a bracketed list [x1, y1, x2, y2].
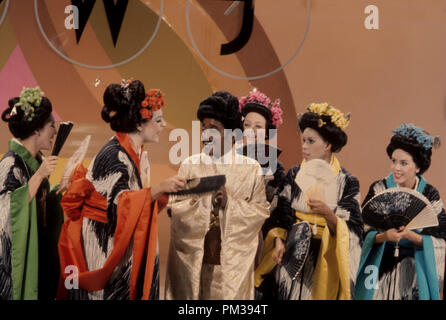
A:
[281, 221, 312, 280]
[51, 121, 74, 156]
[362, 187, 437, 231]
[168, 175, 226, 197]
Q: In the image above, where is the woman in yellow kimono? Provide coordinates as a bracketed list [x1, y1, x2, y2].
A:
[255, 103, 364, 300]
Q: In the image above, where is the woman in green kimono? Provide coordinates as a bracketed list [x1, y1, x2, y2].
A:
[0, 87, 65, 300]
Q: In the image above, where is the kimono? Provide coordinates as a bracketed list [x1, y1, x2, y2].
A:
[57, 133, 167, 300]
[237, 144, 286, 215]
[0, 139, 63, 300]
[355, 173, 446, 300]
[165, 152, 270, 300]
[255, 156, 363, 300]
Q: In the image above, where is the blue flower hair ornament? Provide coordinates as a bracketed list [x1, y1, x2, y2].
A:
[393, 123, 440, 151]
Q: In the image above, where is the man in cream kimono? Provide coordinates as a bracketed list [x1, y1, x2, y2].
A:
[165, 91, 270, 300]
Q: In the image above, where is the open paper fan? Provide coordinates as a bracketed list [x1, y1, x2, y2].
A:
[281, 221, 312, 281]
[52, 121, 74, 156]
[295, 159, 337, 210]
[362, 187, 438, 231]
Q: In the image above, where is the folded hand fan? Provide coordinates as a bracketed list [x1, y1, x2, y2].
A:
[362, 187, 438, 231]
[295, 159, 338, 210]
[52, 121, 74, 156]
[281, 221, 312, 280]
[140, 151, 150, 188]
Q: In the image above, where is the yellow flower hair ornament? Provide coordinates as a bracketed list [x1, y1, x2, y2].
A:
[306, 102, 350, 130]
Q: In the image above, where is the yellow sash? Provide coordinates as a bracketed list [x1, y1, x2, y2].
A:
[295, 211, 326, 239]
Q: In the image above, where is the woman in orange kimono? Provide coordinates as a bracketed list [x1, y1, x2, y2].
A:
[57, 80, 186, 300]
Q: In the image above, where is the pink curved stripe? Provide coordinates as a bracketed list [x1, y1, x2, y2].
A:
[0, 45, 62, 121]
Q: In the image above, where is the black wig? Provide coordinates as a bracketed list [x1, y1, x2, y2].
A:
[197, 91, 242, 130]
[101, 80, 147, 133]
[2, 96, 53, 140]
[241, 103, 276, 139]
[386, 134, 432, 174]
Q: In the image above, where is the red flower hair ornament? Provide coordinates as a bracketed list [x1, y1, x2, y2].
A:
[140, 89, 165, 120]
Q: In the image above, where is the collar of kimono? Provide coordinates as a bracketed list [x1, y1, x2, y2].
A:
[301, 154, 341, 176]
[9, 139, 41, 172]
[386, 172, 426, 194]
[116, 132, 143, 173]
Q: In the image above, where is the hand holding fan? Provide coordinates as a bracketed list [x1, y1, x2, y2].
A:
[168, 175, 227, 199]
[362, 187, 438, 257]
[295, 159, 337, 235]
[167, 175, 227, 217]
[57, 135, 91, 194]
[52, 121, 74, 156]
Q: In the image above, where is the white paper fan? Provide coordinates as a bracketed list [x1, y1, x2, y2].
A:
[140, 151, 151, 188]
[403, 188, 438, 230]
[295, 159, 337, 210]
[406, 205, 438, 230]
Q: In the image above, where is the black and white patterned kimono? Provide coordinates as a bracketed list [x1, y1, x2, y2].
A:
[59, 133, 165, 300]
[355, 174, 446, 300]
[255, 156, 363, 300]
[0, 139, 63, 300]
[236, 144, 286, 299]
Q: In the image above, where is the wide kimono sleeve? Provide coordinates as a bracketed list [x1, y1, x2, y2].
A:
[261, 166, 299, 240]
[165, 160, 214, 299]
[95, 152, 168, 300]
[360, 180, 386, 235]
[335, 173, 363, 239]
[222, 163, 270, 298]
[332, 172, 363, 297]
